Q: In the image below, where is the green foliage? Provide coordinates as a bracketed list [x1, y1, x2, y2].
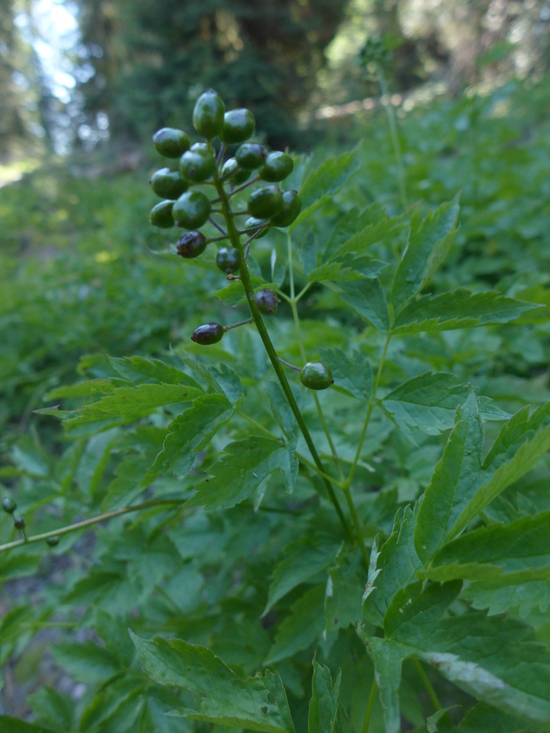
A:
[2, 78, 550, 733]
[131, 632, 296, 733]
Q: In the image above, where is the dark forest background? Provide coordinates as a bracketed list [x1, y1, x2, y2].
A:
[2, 0, 550, 169]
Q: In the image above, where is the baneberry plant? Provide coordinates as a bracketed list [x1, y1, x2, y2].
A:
[2, 88, 550, 733]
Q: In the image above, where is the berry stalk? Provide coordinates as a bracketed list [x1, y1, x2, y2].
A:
[0, 499, 184, 554]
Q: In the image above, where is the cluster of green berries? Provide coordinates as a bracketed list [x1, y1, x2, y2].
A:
[149, 89, 302, 277]
[148, 90, 332, 391]
[2, 496, 59, 546]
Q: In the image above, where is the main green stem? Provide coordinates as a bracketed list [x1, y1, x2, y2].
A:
[213, 173, 353, 544]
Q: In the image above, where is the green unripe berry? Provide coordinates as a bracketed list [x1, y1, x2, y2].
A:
[2, 497, 16, 514]
[221, 157, 238, 177]
[248, 185, 283, 219]
[300, 362, 333, 391]
[221, 157, 251, 185]
[235, 143, 268, 170]
[190, 142, 209, 152]
[193, 90, 225, 139]
[150, 168, 189, 199]
[255, 289, 279, 315]
[259, 152, 294, 182]
[270, 190, 301, 228]
[222, 158, 247, 182]
[150, 200, 175, 229]
[191, 322, 224, 345]
[244, 217, 269, 239]
[14, 516, 26, 530]
[153, 128, 190, 158]
[46, 536, 59, 547]
[232, 168, 251, 185]
[172, 191, 211, 229]
[176, 230, 207, 259]
[222, 109, 255, 144]
[179, 148, 216, 182]
[216, 247, 241, 274]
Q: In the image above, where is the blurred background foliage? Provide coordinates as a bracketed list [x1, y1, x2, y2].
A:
[2, 0, 550, 165]
[2, 0, 550, 724]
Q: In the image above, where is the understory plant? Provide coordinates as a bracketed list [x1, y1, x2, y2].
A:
[2, 88, 550, 733]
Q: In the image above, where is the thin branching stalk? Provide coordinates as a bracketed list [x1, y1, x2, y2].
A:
[362, 679, 378, 733]
[413, 659, 442, 711]
[0, 499, 184, 554]
[208, 216, 227, 236]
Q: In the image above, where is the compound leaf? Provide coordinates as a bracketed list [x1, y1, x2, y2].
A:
[308, 660, 341, 733]
[391, 197, 460, 314]
[265, 535, 342, 614]
[109, 356, 202, 389]
[393, 290, 539, 335]
[363, 506, 422, 626]
[450, 422, 550, 542]
[150, 394, 234, 477]
[414, 390, 483, 563]
[319, 348, 373, 401]
[382, 373, 509, 441]
[131, 633, 295, 733]
[337, 277, 390, 332]
[185, 436, 295, 510]
[65, 383, 203, 431]
[292, 151, 359, 230]
[325, 547, 365, 631]
[265, 585, 325, 665]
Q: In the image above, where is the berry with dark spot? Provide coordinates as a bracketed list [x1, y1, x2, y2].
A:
[255, 289, 280, 315]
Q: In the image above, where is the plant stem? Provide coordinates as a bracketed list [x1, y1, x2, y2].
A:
[208, 217, 227, 236]
[216, 142, 227, 167]
[227, 174, 260, 198]
[286, 228, 369, 564]
[376, 63, 408, 210]
[286, 231, 344, 479]
[362, 679, 378, 733]
[277, 356, 301, 372]
[295, 453, 345, 487]
[236, 410, 282, 440]
[295, 281, 312, 302]
[224, 317, 253, 331]
[213, 173, 353, 543]
[0, 499, 183, 554]
[207, 233, 230, 243]
[243, 225, 269, 261]
[345, 332, 390, 489]
[413, 659, 442, 712]
[343, 487, 370, 566]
